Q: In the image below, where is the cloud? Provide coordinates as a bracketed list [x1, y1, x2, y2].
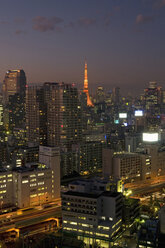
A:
[77, 18, 96, 27]
[32, 16, 64, 32]
[136, 14, 154, 24]
[103, 6, 121, 27]
[104, 13, 112, 27]
[14, 18, 25, 24]
[15, 30, 26, 35]
[0, 21, 9, 25]
[113, 5, 121, 12]
[153, 0, 165, 9]
[65, 21, 75, 28]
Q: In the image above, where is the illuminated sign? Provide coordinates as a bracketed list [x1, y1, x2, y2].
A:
[119, 113, 127, 119]
[114, 120, 119, 124]
[135, 110, 143, 117]
[142, 133, 159, 142]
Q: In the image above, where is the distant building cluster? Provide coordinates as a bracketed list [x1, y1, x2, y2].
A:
[1, 63, 165, 246]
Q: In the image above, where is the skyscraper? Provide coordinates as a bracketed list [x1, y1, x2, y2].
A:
[26, 85, 47, 146]
[46, 82, 82, 147]
[83, 62, 93, 107]
[26, 82, 82, 148]
[144, 82, 162, 114]
[112, 87, 120, 105]
[144, 82, 162, 130]
[96, 86, 105, 103]
[3, 70, 26, 104]
[3, 70, 26, 130]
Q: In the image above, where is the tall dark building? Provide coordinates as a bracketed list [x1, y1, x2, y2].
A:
[26, 82, 82, 147]
[112, 87, 120, 105]
[144, 82, 162, 114]
[96, 86, 105, 103]
[26, 85, 47, 146]
[144, 82, 162, 130]
[3, 70, 26, 130]
[46, 82, 82, 147]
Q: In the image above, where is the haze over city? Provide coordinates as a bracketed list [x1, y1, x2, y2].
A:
[0, 0, 165, 94]
[1, 1, 165, 247]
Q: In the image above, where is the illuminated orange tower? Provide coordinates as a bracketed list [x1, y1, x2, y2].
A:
[83, 61, 93, 107]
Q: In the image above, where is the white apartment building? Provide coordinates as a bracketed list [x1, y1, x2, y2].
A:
[13, 167, 54, 208]
[62, 179, 123, 247]
[39, 145, 60, 200]
[0, 169, 13, 207]
[102, 149, 141, 182]
[103, 145, 165, 182]
[0, 146, 60, 209]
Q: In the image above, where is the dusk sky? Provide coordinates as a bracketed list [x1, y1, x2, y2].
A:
[1, 0, 165, 94]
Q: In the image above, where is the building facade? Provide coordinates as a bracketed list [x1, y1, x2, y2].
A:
[26, 82, 82, 148]
[3, 70, 26, 130]
[62, 179, 123, 246]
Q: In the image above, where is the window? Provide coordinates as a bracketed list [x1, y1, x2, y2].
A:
[30, 194, 37, 198]
[22, 180, 29, 184]
[38, 173, 44, 177]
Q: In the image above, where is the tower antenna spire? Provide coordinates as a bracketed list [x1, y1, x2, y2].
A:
[83, 60, 93, 107]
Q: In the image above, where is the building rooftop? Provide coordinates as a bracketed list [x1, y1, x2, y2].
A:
[101, 191, 121, 198]
[12, 165, 48, 173]
[70, 177, 111, 186]
[63, 190, 121, 199]
[113, 152, 139, 158]
[63, 191, 101, 199]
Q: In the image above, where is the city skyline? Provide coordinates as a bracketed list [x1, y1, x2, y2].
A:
[0, 0, 165, 94]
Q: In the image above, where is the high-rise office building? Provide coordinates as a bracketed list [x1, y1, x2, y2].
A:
[45, 82, 82, 147]
[112, 87, 120, 105]
[144, 81, 162, 114]
[144, 82, 162, 130]
[96, 86, 105, 103]
[3, 70, 26, 130]
[3, 70, 26, 103]
[26, 85, 47, 146]
[26, 82, 82, 148]
[0, 95, 3, 127]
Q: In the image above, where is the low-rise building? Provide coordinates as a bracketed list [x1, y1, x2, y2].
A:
[0, 146, 60, 209]
[137, 219, 159, 248]
[13, 167, 54, 208]
[62, 179, 123, 246]
[122, 197, 140, 230]
[102, 148, 141, 182]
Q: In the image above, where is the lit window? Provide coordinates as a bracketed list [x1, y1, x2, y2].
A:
[70, 222, 77, 225]
[0, 190, 6, 194]
[38, 182, 44, 185]
[30, 178, 36, 182]
[38, 193, 44, 196]
[0, 185, 6, 188]
[38, 173, 44, 177]
[22, 180, 29, 184]
[30, 183, 37, 187]
[0, 175, 6, 179]
[30, 194, 37, 198]
[30, 175, 36, 178]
